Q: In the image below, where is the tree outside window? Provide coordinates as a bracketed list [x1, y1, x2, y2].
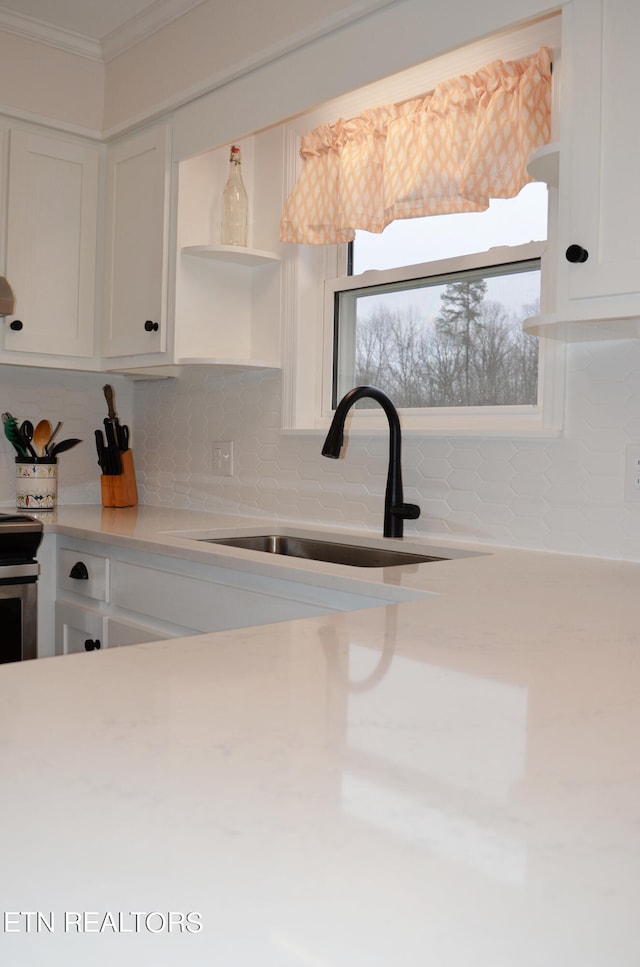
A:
[336, 263, 540, 410]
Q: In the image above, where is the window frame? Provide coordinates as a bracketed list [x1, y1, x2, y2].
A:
[324, 241, 554, 433]
[279, 14, 565, 438]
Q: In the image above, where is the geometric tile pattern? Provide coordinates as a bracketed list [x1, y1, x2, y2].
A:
[133, 336, 640, 561]
[2, 331, 639, 563]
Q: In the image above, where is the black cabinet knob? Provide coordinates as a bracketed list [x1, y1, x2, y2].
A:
[69, 561, 89, 580]
[565, 244, 589, 263]
[84, 639, 101, 651]
[9, 319, 23, 331]
[144, 320, 159, 332]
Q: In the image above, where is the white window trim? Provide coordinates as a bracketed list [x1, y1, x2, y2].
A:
[279, 13, 565, 438]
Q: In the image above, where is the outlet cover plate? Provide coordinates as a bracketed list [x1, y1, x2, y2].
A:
[212, 440, 234, 477]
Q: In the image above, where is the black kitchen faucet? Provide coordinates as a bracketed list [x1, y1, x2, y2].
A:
[321, 385, 421, 538]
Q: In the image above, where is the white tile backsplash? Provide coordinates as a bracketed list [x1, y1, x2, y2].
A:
[2, 334, 639, 561]
[0, 366, 134, 508]
[131, 336, 640, 561]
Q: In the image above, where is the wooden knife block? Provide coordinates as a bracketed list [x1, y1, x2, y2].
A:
[100, 449, 138, 508]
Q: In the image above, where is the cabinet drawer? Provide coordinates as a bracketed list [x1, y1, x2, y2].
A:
[55, 602, 104, 655]
[58, 547, 109, 602]
[111, 559, 335, 633]
[106, 616, 179, 647]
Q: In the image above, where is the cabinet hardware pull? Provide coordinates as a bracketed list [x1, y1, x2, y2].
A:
[84, 639, 101, 651]
[565, 244, 589, 263]
[69, 561, 89, 580]
[9, 320, 23, 331]
[144, 320, 159, 332]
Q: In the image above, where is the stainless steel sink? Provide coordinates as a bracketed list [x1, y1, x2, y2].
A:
[200, 534, 447, 567]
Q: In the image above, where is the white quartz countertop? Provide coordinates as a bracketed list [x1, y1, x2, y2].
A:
[1, 505, 639, 965]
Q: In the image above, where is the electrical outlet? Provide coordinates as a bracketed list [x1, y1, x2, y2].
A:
[624, 444, 640, 501]
[212, 441, 234, 477]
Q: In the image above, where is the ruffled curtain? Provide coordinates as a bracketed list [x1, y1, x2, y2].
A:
[280, 47, 552, 245]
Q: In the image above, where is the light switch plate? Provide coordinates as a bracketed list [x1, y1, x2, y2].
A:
[212, 440, 234, 476]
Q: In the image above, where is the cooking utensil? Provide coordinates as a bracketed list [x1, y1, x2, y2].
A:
[117, 422, 129, 452]
[94, 429, 107, 473]
[103, 384, 117, 423]
[44, 421, 63, 456]
[19, 420, 37, 459]
[103, 384, 129, 457]
[2, 412, 27, 457]
[33, 419, 51, 457]
[103, 419, 122, 474]
[101, 383, 129, 473]
[49, 438, 82, 458]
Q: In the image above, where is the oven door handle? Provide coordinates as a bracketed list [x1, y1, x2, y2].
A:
[0, 562, 39, 582]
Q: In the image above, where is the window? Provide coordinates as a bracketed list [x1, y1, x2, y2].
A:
[331, 248, 542, 409]
[350, 182, 548, 272]
[281, 14, 564, 436]
[332, 182, 547, 410]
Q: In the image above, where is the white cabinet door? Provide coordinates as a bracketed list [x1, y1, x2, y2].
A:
[3, 130, 100, 360]
[55, 602, 104, 655]
[556, 0, 640, 322]
[103, 124, 170, 359]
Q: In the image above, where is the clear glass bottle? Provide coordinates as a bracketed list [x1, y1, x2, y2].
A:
[220, 145, 248, 247]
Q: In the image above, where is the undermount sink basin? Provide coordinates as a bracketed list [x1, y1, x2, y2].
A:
[200, 534, 447, 567]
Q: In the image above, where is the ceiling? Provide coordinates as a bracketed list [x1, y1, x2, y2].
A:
[0, 0, 206, 59]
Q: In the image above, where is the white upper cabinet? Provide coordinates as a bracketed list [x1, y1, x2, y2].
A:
[529, 0, 640, 336]
[103, 123, 170, 364]
[1, 129, 100, 365]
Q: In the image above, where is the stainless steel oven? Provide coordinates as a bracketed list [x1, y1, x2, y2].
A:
[0, 512, 43, 663]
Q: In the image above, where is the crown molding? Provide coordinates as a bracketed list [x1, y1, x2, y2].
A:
[0, 6, 101, 60]
[101, 0, 207, 63]
[0, 0, 208, 63]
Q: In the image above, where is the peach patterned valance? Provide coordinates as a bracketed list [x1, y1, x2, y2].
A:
[280, 47, 552, 245]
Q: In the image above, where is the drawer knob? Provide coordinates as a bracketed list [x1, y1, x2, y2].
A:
[84, 639, 101, 651]
[9, 319, 23, 331]
[69, 561, 89, 580]
[144, 320, 159, 332]
[565, 244, 589, 263]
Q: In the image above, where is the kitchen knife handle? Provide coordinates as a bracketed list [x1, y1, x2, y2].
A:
[103, 384, 117, 421]
[94, 429, 107, 472]
[117, 424, 129, 451]
[103, 419, 122, 474]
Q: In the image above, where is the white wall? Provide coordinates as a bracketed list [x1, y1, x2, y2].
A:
[0, 32, 103, 134]
[104, 0, 561, 135]
[104, 0, 395, 133]
[167, 0, 563, 156]
[130, 334, 640, 561]
[0, 0, 559, 138]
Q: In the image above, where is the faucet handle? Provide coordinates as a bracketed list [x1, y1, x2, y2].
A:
[393, 502, 421, 521]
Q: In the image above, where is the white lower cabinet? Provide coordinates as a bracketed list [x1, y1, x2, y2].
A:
[54, 539, 203, 653]
[110, 557, 339, 633]
[55, 602, 104, 655]
[53, 537, 382, 656]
